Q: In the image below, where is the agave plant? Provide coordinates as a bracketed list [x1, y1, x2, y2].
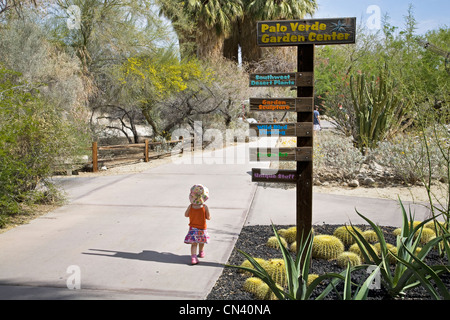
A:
[348, 199, 450, 299]
[227, 223, 347, 300]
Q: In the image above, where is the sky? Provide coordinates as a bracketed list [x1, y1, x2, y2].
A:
[312, 0, 449, 34]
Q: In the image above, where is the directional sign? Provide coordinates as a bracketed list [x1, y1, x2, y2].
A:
[249, 147, 312, 162]
[251, 168, 298, 184]
[257, 17, 356, 47]
[249, 122, 312, 137]
[249, 72, 313, 87]
[249, 97, 313, 112]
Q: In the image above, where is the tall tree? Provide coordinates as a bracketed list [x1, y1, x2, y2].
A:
[157, 0, 243, 59]
[224, 0, 317, 68]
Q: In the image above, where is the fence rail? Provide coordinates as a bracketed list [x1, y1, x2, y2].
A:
[91, 139, 185, 172]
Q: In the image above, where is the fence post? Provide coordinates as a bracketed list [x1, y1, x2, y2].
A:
[92, 141, 98, 172]
[144, 139, 149, 162]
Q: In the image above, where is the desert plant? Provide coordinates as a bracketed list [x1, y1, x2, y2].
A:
[283, 226, 297, 244]
[349, 201, 450, 299]
[266, 236, 288, 249]
[265, 259, 287, 287]
[312, 235, 345, 260]
[349, 70, 412, 154]
[416, 228, 436, 245]
[227, 224, 346, 300]
[336, 252, 362, 268]
[362, 229, 378, 243]
[239, 258, 269, 276]
[349, 242, 379, 262]
[334, 226, 362, 247]
[374, 242, 398, 264]
[243, 277, 264, 295]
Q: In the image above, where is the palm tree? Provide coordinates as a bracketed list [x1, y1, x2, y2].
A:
[224, 0, 318, 68]
[157, 0, 243, 60]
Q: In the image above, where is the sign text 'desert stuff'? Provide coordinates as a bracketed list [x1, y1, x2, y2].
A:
[249, 97, 313, 112]
[257, 17, 356, 47]
[249, 122, 312, 137]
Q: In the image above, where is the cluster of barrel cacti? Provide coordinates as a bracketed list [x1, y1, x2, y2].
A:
[244, 220, 443, 298]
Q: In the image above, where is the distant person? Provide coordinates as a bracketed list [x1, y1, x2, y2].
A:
[184, 184, 211, 265]
[313, 105, 321, 133]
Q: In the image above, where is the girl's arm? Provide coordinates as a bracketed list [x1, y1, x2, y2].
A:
[184, 205, 191, 217]
[205, 205, 211, 220]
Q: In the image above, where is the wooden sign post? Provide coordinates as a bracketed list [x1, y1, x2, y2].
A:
[249, 17, 356, 253]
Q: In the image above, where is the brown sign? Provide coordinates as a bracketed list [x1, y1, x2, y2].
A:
[249, 147, 312, 162]
[257, 17, 356, 47]
[249, 122, 312, 137]
[249, 97, 313, 112]
[249, 72, 313, 87]
[251, 168, 298, 184]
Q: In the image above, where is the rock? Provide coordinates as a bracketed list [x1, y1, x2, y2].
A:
[348, 180, 359, 188]
[363, 177, 375, 186]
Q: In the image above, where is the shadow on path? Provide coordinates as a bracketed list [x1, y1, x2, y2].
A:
[83, 249, 224, 267]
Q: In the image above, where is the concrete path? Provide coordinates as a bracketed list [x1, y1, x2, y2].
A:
[0, 141, 269, 300]
[0, 138, 434, 300]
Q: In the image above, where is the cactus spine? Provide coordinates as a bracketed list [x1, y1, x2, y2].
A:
[333, 226, 362, 247]
[336, 251, 362, 267]
[312, 235, 344, 260]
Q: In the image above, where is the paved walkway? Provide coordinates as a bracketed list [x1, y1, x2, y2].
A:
[0, 140, 433, 300]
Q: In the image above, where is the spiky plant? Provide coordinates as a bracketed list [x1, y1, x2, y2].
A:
[336, 252, 362, 268]
[333, 226, 362, 247]
[243, 277, 264, 294]
[374, 242, 398, 264]
[362, 230, 378, 243]
[349, 242, 379, 262]
[312, 235, 345, 260]
[265, 259, 287, 287]
[239, 258, 269, 276]
[267, 236, 288, 249]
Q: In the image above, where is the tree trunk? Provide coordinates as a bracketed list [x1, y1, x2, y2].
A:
[223, 20, 241, 63]
[239, 15, 262, 69]
[195, 22, 225, 60]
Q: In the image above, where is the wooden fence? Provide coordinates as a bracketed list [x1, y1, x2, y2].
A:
[91, 138, 185, 172]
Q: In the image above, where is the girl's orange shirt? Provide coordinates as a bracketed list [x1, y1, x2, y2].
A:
[188, 206, 207, 230]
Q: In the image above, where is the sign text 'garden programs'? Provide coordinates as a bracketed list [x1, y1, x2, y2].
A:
[257, 17, 356, 46]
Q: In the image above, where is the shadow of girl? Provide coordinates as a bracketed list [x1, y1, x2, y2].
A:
[84, 249, 223, 267]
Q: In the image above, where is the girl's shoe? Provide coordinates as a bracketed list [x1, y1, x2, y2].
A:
[198, 251, 205, 258]
[191, 254, 198, 265]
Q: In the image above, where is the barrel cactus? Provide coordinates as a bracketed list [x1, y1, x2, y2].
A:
[349, 243, 379, 262]
[265, 259, 287, 287]
[336, 251, 362, 267]
[283, 227, 297, 244]
[243, 277, 264, 294]
[416, 228, 436, 245]
[266, 236, 288, 249]
[333, 226, 362, 247]
[312, 235, 344, 260]
[239, 258, 269, 276]
[362, 229, 378, 243]
[374, 242, 398, 264]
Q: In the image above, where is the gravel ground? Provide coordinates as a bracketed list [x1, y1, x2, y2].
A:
[207, 224, 450, 300]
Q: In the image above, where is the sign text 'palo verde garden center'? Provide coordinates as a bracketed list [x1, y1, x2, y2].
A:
[257, 17, 356, 46]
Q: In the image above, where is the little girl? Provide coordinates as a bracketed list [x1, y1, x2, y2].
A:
[184, 184, 211, 265]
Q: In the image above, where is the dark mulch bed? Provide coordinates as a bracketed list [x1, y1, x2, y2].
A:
[207, 224, 450, 300]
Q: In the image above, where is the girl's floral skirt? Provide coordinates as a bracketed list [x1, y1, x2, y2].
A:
[184, 227, 210, 244]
